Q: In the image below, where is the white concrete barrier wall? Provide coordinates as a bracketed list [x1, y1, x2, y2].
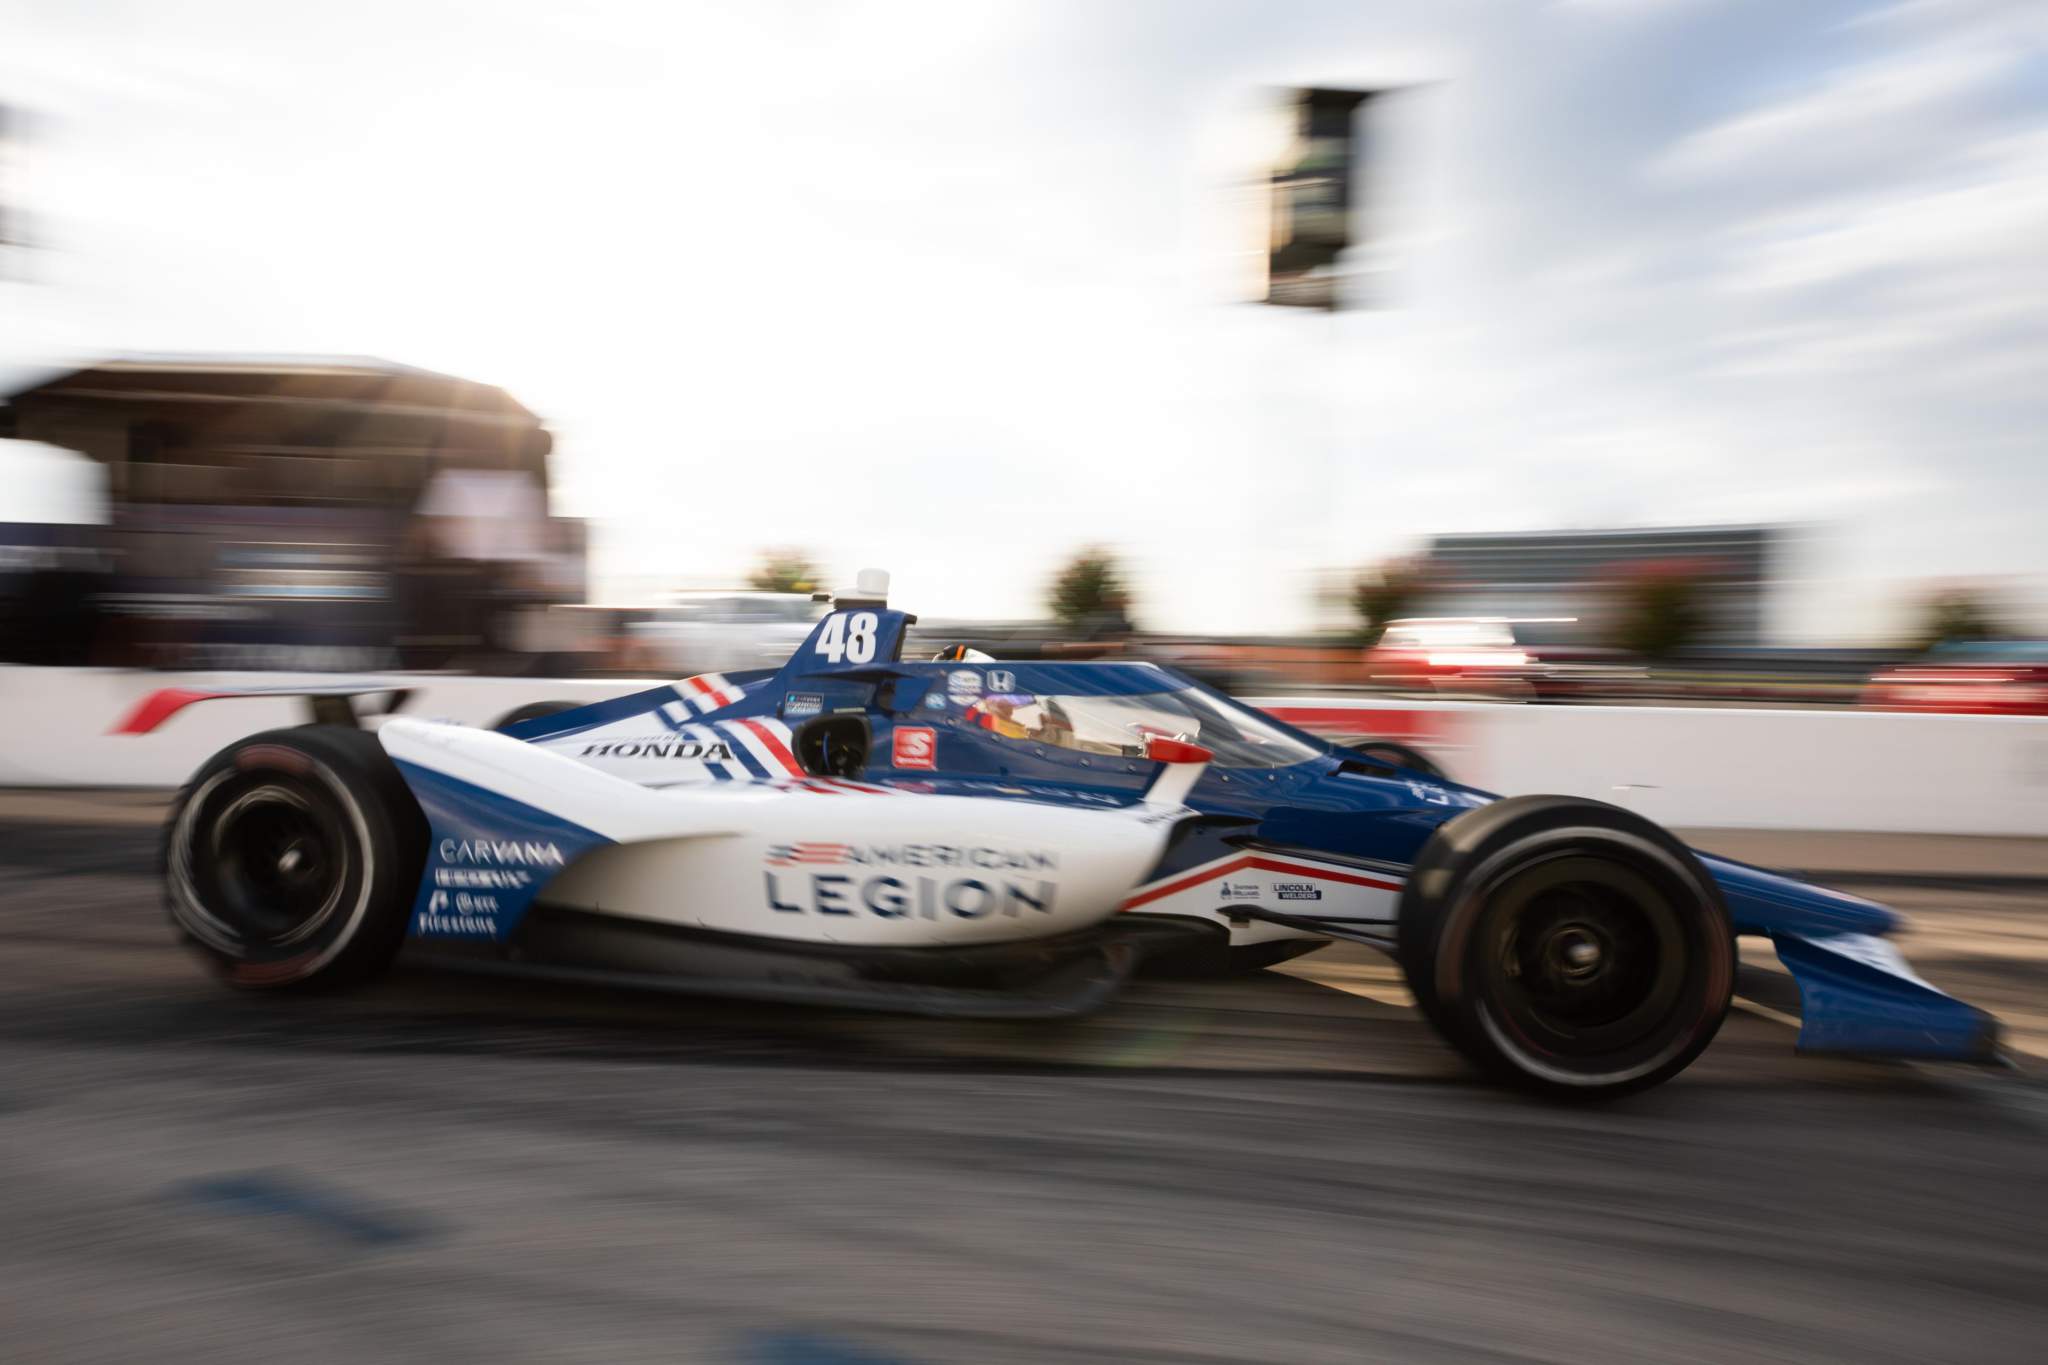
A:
[5, 667, 2046, 835]
[1251, 696, 2048, 837]
[0, 667, 648, 788]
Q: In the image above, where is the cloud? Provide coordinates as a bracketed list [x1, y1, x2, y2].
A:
[1712, 126, 2048, 290]
[1650, 45, 2021, 186]
[5, 0, 2047, 639]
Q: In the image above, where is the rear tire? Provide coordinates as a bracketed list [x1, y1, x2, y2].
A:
[163, 726, 426, 991]
[1396, 795, 1733, 1099]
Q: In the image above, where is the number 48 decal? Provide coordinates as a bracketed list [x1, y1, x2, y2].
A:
[815, 611, 878, 664]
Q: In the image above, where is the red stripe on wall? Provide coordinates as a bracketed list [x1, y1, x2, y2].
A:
[110, 688, 225, 735]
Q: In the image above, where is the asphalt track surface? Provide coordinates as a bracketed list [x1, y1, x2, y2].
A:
[3, 794, 2046, 1364]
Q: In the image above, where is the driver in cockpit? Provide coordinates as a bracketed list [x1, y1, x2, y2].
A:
[965, 692, 1078, 748]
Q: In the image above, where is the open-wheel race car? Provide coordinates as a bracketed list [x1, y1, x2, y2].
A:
[147, 571, 2001, 1097]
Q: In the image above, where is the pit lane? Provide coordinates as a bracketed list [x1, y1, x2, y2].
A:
[3, 793, 2045, 1363]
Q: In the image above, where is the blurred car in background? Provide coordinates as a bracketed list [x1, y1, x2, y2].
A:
[1861, 640, 2048, 715]
[1362, 617, 1640, 702]
[619, 591, 827, 677]
[1137, 636, 1365, 696]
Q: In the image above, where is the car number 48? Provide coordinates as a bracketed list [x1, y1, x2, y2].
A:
[816, 612, 878, 664]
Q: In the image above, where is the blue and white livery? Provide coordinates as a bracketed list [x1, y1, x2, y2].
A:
[155, 568, 2001, 1098]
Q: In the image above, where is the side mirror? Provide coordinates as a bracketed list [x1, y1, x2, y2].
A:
[1145, 736, 1213, 765]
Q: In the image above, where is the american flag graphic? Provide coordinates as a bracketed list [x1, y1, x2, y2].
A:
[765, 842, 854, 866]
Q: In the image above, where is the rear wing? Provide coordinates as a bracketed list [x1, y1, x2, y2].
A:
[783, 605, 914, 675]
[111, 683, 414, 735]
[751, 569, 920, 708]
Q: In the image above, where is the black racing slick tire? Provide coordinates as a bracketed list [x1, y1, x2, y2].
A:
[491, 699, 579, 732]
[1395, 795, 1734, 1099]
[163, 726, 427, 992]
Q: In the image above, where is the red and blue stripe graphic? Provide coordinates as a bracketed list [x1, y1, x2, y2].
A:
[765, 842, 854, 866]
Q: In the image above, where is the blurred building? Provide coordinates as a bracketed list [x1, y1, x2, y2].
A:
[0, 354, 580, 669]
[1417, 524, 1778, 647]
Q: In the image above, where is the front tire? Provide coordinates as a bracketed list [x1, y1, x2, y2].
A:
[1396, 795, 1733, 1099]
[163, 726, 426, 991]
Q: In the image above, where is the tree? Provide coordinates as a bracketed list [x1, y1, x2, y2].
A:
[1350, 557, 1429, 645]
[1606, 558, 1715, 660]
[747, 549, 821, 596]
[1049, 548, 1134, 636]
[1914, 587, 1999, 652]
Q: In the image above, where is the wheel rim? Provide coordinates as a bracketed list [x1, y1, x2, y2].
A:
[186, 775, 354, 948]
[1475, 853, 1695, 1079]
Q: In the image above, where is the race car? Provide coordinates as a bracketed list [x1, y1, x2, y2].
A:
[147, 571, 1999, 1097]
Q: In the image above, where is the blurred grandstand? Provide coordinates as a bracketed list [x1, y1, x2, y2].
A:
[0, 354, 592, 672]
[0, 359, 1958, 703]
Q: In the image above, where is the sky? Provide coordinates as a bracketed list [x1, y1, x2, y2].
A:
[2, 0, 2045, 639]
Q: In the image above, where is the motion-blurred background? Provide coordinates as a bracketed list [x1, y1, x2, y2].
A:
[8, 10, 2048, 1364]
[4, 1, 2047, 706]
